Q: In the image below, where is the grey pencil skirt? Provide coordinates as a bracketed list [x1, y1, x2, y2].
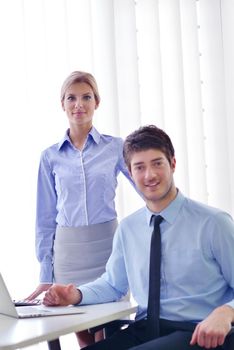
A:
[53, 219, 118, 285]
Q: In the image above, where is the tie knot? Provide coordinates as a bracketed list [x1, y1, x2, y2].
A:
[153, 215, 163, 227]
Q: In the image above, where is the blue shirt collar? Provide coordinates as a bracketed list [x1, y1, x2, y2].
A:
[57, 126, 101, 150]
[145, 189, 185, 226]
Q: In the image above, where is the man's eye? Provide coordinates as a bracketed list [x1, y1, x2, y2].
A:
[154, 161, 164, 168]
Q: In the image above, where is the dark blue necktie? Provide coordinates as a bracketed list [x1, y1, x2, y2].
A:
[147, 215, 163, 340]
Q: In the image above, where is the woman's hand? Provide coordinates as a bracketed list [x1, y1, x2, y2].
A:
[25, 283, 53, 301]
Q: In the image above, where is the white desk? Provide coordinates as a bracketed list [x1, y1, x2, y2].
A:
[0, 301, 137, 350]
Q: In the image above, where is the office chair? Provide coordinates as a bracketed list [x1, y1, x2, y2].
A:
[225, 326, 234, 350]
[89, 318, 133, 338]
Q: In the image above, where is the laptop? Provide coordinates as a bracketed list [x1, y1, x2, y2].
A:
[0, 273, 84, 318]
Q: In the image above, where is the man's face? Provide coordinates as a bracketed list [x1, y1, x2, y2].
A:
[129, 148, 176, 211]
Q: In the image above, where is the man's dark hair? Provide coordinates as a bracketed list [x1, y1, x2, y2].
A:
[123, 125, 175, 169]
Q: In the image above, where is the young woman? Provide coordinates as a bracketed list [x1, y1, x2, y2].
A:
[26, 71, 136, 347]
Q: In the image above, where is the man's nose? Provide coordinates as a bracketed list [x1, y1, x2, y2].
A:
[144, 167, 156, 179]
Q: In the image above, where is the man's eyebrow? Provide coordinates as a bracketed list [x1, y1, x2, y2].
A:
[151, 157, 164, 161]
[132, 161, 144, 166]
[132, 157, 164, 166]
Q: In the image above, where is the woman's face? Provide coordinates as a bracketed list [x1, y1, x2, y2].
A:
[62, 82, 97, 127]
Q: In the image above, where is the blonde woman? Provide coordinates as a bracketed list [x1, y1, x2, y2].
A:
[27, 71, 136, 347]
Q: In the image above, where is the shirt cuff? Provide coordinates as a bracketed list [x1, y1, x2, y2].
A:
[40, 261, 53, 283]
[78, 286, 101, 305]
[226, 300, 234, 309]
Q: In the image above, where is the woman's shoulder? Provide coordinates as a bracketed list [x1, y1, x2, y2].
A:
[39, 142, 61, 163]
[92, 127, 123, 145]
[41, 142, 60, 153]
[100, 134, 124, 149]
[101, 133, 123, 141]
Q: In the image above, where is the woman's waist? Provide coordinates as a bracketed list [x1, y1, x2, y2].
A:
[55, 218, 118, 243]
[56, 208, 117, 226]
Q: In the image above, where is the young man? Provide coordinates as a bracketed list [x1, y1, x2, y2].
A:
[43, 125, 234, 349]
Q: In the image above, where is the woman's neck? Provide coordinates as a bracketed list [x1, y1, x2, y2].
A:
[69, 124, 92, 150]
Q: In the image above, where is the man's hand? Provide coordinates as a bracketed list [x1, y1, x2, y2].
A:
[190, 305, 234, 348]
[43, 284, 82, 306]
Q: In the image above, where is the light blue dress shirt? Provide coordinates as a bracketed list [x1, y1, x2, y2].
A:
[36, 127, 134, 283]
[79, 191, 234, 322]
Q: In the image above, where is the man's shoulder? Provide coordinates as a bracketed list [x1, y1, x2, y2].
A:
[120, 207, 146, 226]
[185, 197, 223, 214]
[184, 196, 232, 224]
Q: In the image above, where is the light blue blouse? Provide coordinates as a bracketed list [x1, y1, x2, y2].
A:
[36, 127, 134, 282]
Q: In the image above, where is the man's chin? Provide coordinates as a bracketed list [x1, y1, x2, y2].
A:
[143, 193, 161, 202]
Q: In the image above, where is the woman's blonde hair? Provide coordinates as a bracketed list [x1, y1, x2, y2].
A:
[60, 71, 100, 106]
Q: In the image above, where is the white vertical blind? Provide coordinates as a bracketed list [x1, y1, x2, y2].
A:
[91, 0, 120, 133]
[136, 1, 164, 127]
[158, 0, 190, 194]
[222, 0, 234, 214]
[197, 0, 231, 212]
[180, 0, 207, 202]
[114, 0, 142, 136]
[0, 0, 233, 297]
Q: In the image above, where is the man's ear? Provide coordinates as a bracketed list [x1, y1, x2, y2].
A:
[171, 157, 176, 172]
[128, 167, 133, 178]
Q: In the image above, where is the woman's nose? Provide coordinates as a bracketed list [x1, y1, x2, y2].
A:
[75, 99, 82, 108]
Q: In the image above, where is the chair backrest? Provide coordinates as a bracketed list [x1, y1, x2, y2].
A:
[225, 327, 234, 350]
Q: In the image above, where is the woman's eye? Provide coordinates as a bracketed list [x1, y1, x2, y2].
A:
[83, 95, 92, 101]
[67, 95, 75, 101]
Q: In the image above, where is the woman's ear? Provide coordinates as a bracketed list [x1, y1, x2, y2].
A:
[61, 101, 65, 111]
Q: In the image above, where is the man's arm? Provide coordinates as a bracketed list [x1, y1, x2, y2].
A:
[43, 284, 82, 306]
[190, 305, 234, 348]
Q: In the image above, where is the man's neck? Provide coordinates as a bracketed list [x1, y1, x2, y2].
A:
[146, 186, 178, 213]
